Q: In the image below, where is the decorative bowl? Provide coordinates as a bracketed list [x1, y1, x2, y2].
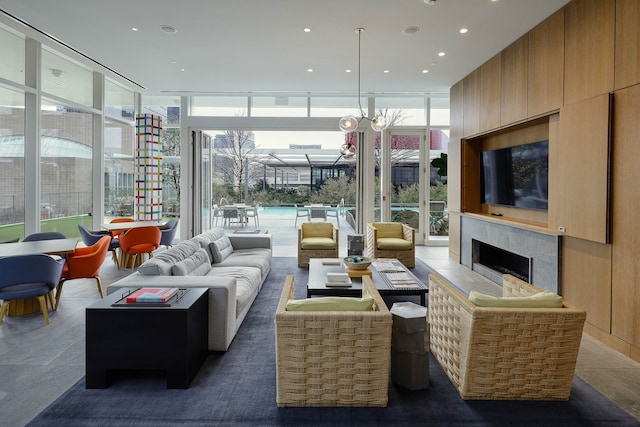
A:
[343, 256, 372, 270]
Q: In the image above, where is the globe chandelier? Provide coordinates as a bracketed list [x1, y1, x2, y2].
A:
[338, 28, 389, 135]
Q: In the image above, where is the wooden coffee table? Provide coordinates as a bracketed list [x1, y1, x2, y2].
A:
[307, 258, 428, 306]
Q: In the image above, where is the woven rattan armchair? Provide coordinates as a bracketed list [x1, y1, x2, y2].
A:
[297, 222, 338, 267]
[428, 273, 586, 400]
[366, 222, 415, 268]
[275, 275, 392, 407]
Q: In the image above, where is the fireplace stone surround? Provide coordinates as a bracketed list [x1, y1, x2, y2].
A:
[460, 214, 561, 294]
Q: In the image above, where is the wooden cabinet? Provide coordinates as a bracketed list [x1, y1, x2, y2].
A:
[562, 236, 612, 332]
[480, 54, 501, 132]
[501, 35, 528, 125]
[615, 0, 640, 90]
[611, 84, 640, 347]
[528, 9, 564, 117]
[449, 80, 463, 214]
[553, 94, 611, 244]
[463, 69, 481, 137]
[564, 0, 614, 104]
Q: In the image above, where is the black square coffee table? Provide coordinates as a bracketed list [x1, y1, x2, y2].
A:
[307, 258, 428, 306]
[85, 287, 208, 389]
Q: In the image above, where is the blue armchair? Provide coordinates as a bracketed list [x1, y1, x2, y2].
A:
[160, 219, 179, 248]
[23, 232, 67, 242]
[0, 254, 65, 325]
[78, 224, 120, 267]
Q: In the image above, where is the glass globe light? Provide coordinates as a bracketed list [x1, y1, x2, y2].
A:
[340, 143, 356, 158]
[339, 115, 359, 132]
[370, 115, 388, 132]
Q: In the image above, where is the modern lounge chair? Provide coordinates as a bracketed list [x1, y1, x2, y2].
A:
[0, 254, 65, 325]
[118, 225, 161, 270]
[297, 222, 338, 267]
[55, 235, 110, 309]
[159, 219, 179, 248]
[366, 222, 415, 268]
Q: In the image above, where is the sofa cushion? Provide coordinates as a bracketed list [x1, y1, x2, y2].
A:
[171, 248, 212, 276]
[372, 222, 403, 239]
[210, 236, 234, 263]
[285, 296, 375, 311]
[300, 237, 336, 250]
[377, 237, 412, 251]
[206, 266, 262, 315]
[215, 248, 272, 279]
[468, 290, 563, 308]
[138, 240, 201, 276]
[192, 228, 227, 262]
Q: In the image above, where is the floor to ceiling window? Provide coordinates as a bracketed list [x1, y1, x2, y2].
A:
[104, 79, 135, 219]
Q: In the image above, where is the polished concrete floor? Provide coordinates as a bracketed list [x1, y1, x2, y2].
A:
[1, 210, 639, 426]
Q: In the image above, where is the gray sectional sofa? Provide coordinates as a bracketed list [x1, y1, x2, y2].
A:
[106, 228, 272, 351]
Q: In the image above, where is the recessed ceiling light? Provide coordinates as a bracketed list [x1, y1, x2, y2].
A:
[383, 70, 390, 74]
[307, 68, 313, 72]
[438, 52, 446, 57]
[303, 28, 311, 33]
[402, 26, 420, 35]
[422, 69, 429, 74]
[424, 0, 436, 4]
[160, 25, 177, 34]
[170, 60, 177, 64]
[346, 69, 352, 73]
[459, 28, 468, 34]
[132, 27, 139, 32]
[180, 68, 185, 72]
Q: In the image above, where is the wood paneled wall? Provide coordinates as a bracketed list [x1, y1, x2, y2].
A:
[450, 0, 640, 362]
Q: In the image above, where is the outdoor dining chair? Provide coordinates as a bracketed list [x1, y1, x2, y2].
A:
[294, 204, 310, 227]
[326, 204, 340, 227]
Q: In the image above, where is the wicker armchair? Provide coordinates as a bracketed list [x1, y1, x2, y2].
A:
[275, 275, 392, 407]
[428, 273, 587, 400]
[297, 222, 338, 267]
[366, 222, 415, 268]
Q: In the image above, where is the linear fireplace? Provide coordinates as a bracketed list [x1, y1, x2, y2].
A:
[472, 240, 531, 284]
[460, 214, 561, 293]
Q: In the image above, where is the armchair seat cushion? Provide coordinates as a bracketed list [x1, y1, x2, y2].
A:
[376, 237, 412, 251]
[300, 237, 336, 250]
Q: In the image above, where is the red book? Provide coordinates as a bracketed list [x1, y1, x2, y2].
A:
[126, 287, 179, 303]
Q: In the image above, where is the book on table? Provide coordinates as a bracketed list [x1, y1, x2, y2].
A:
[126, 287, 179, 303]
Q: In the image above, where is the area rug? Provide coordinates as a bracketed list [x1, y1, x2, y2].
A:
[28, 258, 639, 426]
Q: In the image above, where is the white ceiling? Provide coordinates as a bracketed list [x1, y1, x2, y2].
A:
[0, 0, 569, 97]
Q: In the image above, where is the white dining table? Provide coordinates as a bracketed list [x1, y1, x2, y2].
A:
[101, 220, 165, 233]
[0, 237, 78, 258]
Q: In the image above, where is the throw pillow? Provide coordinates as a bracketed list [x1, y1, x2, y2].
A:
[468, 290, 563, 308]
[209, 235, 234, 263]
[171, 248, 212, 276]
[285, 296, 375, 312]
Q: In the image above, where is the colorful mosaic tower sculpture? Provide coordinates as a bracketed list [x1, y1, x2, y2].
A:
[135, 114, 162, 221]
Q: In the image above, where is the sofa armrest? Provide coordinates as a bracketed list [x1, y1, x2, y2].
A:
[106, 272, 237, 351]
[228, 234, 272, 250]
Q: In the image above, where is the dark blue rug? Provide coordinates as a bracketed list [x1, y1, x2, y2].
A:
[27, 258, 639, 426]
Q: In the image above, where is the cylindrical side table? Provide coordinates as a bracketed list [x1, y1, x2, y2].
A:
[390, 301, 430, 390]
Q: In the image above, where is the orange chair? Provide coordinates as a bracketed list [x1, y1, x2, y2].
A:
[55, 235, 110, 309]
[119, 226, 161, 270]
[109, 217, 134, 237]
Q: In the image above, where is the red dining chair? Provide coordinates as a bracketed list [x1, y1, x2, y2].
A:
[108, 217, 134, 238]
[118, 226, 161, 270]
[55, 236, 110, 309]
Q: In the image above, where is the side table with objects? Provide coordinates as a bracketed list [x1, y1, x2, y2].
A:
[85, 287, 208, 389]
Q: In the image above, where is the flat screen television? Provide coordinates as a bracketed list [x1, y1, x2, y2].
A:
[480, 140, 549, 211]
